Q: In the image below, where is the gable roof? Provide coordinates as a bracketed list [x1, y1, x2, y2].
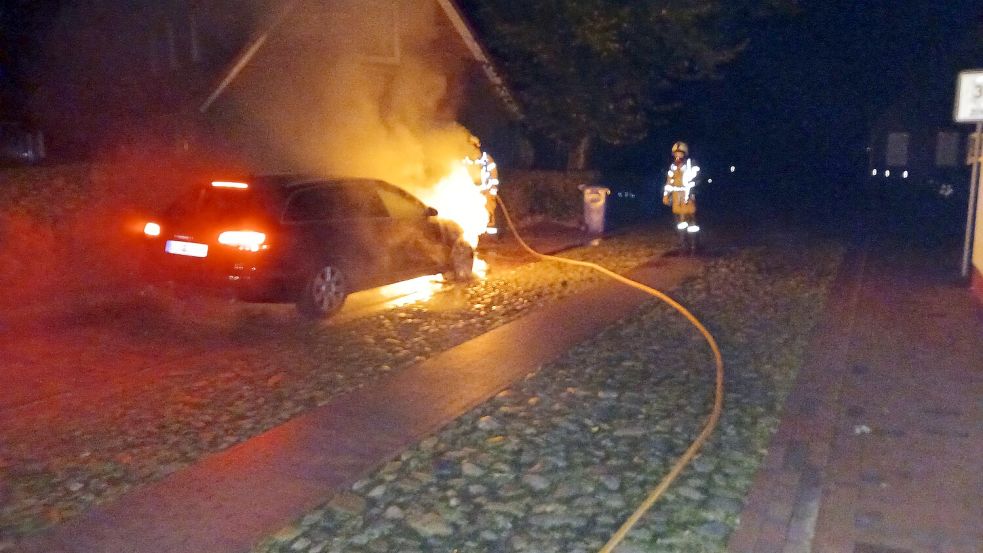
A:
[199, 0, 521, 119]
[432, 0, 521, 119]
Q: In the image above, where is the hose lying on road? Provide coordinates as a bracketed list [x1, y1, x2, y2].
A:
[495, 199, 725, 553]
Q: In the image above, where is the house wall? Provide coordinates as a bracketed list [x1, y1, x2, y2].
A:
[868, 125, 970, 186]
[31, 0, 268, 158]
[973, 174, 983, 303]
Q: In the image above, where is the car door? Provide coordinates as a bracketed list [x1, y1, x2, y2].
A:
[337, 181, 401, 280]
[372, 181, 445, 275]
[280, 182, 386, 291]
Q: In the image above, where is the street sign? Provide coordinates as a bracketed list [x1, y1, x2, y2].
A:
[954, 70, 983, 122]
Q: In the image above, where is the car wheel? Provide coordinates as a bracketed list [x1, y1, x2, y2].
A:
[297, 263, 347, 318]
[446, 239, 474, 281]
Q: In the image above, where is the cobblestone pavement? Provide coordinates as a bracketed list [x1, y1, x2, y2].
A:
[250, 235, 843, 553]
[0, 229, 677, 547]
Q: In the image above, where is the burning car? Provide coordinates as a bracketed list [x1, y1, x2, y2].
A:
[142, 175, 474, 318]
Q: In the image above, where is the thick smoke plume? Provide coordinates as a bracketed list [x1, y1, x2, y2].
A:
[214, 0, 490, 241]
[225, 0, 481, 198]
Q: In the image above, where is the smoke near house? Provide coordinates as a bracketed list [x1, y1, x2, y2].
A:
[213, 0, 489, 241]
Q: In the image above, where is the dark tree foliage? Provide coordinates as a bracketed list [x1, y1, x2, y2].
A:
[463, 0, 793, 169]
[0, 0, 62, 118]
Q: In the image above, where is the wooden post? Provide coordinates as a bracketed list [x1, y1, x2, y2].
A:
[962, 123, 982, 279]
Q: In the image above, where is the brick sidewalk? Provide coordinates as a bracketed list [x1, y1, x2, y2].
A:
[728, 240, 983, 553]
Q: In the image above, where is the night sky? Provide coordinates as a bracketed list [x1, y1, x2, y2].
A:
[2, 0, 981, 181]
[598, 0, 983, 182]
[708, 0, 983, 181]
[0, 0, 60, 119]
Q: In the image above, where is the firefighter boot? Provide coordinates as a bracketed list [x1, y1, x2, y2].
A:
[685, 223, 700, 255]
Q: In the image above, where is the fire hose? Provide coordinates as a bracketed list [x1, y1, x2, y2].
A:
[494, 198, 725, 553]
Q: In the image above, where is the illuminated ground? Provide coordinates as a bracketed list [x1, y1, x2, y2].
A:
[0, 229, 677, 543]
[248, 235, 843, 553]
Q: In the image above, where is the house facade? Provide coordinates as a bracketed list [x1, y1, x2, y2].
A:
[866, 93, 971, 201]
[32, 0, 527, 170]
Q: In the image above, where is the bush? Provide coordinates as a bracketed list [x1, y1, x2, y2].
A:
[501, 170, 599, 227]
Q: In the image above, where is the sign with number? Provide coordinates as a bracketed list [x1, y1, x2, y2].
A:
[954, 70, 983, 122]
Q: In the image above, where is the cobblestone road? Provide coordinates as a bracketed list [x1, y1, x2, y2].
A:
[0, 230, 680, 546]
[251, 234, 843, 553]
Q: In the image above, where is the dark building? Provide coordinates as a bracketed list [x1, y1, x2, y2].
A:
[31, 0, 527, 169]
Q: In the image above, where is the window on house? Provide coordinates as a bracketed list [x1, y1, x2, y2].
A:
[189, 12, 201, 63]
[935, 131, 959, 167]
[148, 8, 202, 73]
[166, 20, 179, 69]
[885, 132, 909, 167]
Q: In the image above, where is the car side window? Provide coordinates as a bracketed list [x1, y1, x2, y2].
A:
[375, 183, 427, 219]
[341, 183, 388, 218]
[283, 187, 344, 222]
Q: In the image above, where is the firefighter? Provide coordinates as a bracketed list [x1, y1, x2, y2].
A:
[464, 136, 500, 237]
[662, 141, 701, 253]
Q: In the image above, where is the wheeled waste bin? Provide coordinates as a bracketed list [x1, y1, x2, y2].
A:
[580, 185, 611, 236]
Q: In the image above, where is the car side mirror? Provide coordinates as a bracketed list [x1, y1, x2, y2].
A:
[425, 206, 438, 217]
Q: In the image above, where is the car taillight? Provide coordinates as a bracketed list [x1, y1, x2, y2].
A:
[144, 222, 161, 237]
[212, 181, 250, 189]
[218, 230, 267, 252]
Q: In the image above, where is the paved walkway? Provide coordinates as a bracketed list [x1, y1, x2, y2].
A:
[20, 232, 700, 553]
[728, 236, 983, 553]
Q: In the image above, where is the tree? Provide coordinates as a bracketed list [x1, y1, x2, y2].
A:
[0, 0, 62, 118]
[463, 0, 791, 169]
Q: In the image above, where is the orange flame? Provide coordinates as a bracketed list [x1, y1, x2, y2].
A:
[471, 257, 489, 279]
[412, 163, 489, 249]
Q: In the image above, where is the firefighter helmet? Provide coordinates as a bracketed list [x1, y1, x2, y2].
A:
[671, 141, 688, 155]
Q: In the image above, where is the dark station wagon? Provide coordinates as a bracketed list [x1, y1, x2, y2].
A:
[143, 175, 474, 318]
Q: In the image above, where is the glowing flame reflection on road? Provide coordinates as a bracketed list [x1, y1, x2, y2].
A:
[376, 260, 487, 310]
[378, 274, 445, 308]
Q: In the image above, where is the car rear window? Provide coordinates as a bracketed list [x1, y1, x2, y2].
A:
[167, 186, 271, 222]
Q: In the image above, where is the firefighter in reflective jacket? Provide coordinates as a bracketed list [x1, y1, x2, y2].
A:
[464, 136, 500, 236]
[663, 141, 700, 251]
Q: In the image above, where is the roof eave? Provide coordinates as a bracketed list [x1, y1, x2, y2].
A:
[433, 0, 523, 120]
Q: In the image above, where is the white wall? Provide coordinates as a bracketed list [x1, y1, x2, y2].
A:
[974, 173, 983, 276]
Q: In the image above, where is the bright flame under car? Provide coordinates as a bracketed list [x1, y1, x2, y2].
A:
[471, 257, 488, 279]
[377, 258, 487, 309]
[143, 222, 161, 236]
[377, 273, 445, 308]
